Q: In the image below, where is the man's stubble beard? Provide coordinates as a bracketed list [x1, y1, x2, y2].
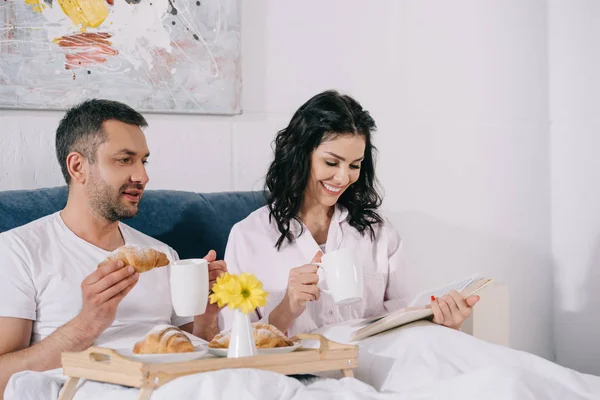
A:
[87, 173, 140, 222]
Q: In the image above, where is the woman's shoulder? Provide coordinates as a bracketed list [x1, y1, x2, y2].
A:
[343, 209, 401, 247]
[379, 212, 399, 232]
[378, 210, 401, 233]
[229, 205, 274, 238]
[342, 207, 398, 232]
[233, 205, 270, 226]
[376, 211, 402, 250]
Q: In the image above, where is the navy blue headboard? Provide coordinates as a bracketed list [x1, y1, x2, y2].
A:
[0, 187, 265, 259]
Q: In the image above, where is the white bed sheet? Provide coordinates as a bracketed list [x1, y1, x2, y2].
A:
[5, 321, 600, 400]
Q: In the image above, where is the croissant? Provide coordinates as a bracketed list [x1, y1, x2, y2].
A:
[208, 323, 295, 349]
[97, 245, 170, 273]
[133, 325, 195, 354]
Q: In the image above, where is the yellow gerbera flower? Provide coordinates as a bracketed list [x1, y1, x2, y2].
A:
[209, 273, 237, 308]
[209, 273, 268, 314]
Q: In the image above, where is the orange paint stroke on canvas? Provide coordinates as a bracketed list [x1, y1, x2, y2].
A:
[54, 32, 118, 69]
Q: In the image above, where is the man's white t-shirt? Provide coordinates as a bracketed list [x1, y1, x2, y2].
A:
[0, 212, 192, 347]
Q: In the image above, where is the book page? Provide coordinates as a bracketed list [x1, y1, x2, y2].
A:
[360, 273, 484, 324]
[408, 274, 481, 307]
[350, 276, 494, 341]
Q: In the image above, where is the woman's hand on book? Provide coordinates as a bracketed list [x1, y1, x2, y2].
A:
[430, 291, 480, 330]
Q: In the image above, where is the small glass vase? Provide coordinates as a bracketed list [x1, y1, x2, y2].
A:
[227, 309, 257, 358]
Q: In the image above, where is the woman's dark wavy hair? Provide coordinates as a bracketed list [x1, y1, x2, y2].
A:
[265, 90, 383, 250]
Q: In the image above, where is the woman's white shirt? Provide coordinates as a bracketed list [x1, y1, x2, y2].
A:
[222, 205, 409, 337]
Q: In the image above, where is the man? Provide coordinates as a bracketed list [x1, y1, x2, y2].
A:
[0, 99, 226, 394]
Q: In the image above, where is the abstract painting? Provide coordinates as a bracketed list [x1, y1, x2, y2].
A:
[0, 0, 241, 114]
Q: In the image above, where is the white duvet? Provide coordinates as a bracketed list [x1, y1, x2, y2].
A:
[5, 321, 600, 400]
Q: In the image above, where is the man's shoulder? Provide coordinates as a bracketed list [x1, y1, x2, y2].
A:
[0, 213, 57, 247]
[0, 213, 58, 264]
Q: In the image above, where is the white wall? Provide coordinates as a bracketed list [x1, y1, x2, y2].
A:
[549, 1, 600, 375]
[0, 1, 554, 361]
[375, 0, 553, 360]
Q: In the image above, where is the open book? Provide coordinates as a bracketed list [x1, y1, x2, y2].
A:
[350, 275, 494, 341]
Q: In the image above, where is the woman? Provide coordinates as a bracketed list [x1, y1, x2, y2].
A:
[223, 91, 600, 396]
[223, 90, 478, 337]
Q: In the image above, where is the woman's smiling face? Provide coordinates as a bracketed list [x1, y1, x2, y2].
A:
[304, 134, 366, 208]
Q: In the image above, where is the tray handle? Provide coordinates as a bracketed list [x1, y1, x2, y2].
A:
[294, 333, 355, 351]
[77, 347, 134, 365]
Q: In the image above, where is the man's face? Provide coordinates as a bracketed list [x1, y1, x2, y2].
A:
[86, 120, 150, 222]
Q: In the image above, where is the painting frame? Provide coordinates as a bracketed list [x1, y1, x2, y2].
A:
[0, 0, 242, 115]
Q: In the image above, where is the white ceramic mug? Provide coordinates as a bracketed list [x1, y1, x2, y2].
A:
[170, 258, 209, 316]
[314, 248, 363, 305]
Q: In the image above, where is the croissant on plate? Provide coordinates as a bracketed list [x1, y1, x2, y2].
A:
[132, 325, 195, 354]
[97, 245, 170, 273]
[208, 323, 295, 349]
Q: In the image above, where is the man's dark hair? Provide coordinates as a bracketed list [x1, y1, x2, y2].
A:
[55, 99, 148, 184]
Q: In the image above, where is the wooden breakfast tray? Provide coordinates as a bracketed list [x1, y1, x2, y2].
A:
[58, 333, 358, 400]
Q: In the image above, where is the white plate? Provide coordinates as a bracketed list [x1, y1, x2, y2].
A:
[207, 342, 302, 357]
[114, 346, 208, 364]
